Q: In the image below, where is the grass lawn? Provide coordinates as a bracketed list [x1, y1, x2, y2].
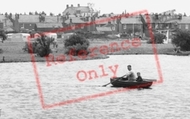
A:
[0, 38, 175, 63]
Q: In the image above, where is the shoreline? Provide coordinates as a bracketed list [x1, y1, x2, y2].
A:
[1, 39, 189, 63]
[1, 51, 190, 63]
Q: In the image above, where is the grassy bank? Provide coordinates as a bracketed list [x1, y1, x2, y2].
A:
[0, 38, 175, 63]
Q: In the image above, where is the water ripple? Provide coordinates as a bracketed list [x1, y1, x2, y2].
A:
[0, 55, 190, 118]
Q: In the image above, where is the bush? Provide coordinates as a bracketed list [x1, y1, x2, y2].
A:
[64, 34, 90, 56]
[147, 33, 166, 44]
[172, 30, 190, 51]
[24, 35, 52, 57]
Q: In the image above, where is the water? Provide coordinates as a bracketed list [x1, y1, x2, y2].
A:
[0, 55, 190, 119]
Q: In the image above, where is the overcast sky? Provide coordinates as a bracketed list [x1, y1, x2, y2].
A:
[1, 0, 189, 15]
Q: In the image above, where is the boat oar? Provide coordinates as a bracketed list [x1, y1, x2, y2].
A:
[102, 82, 112, 87]
[102, 75, 126, 87]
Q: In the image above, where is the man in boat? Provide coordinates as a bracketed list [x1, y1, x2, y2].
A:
[122, 65, 136, 81]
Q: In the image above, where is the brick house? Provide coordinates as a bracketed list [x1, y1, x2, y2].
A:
[152, 14, 181, 30]
[19, 15, 61, 32]
[64, 17, 87, 32]
[120, 17, 142, 35]
[35, 22, 62, 32]
[0, 15, 4, 29]
[62, 4, 93, 17]
[177, 17, 190, 30]
[0, 22, 3, 29]
[95, 16, 117, 34]
[0, 14, 18, 32]
[18, 15, 39, 31]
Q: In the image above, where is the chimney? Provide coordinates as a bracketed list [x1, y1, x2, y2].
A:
[71, 4, 73, 7]
[70, 18, 72, 24]
[66, 5, 69, 8]
[78, 4, 80, 7]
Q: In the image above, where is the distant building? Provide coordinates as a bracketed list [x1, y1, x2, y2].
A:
[35, 23, 62, 32]
[62, 4, 96, 32]
[18, 15, 39, 31]
[62, 4, 93, 17]
[19, 15, 62, 31]
[177, 17, 190, 30]
[63, 17, 87, 32]
[120, 17, 142, 34]
[95, 16, 117, 33]
[0, 22, 3, 29]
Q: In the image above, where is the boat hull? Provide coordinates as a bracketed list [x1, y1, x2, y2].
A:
[110, 77, 154, 88]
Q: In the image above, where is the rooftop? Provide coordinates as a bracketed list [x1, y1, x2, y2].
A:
[65, 17, 85, 24]
[178, 17, 190, 23]
[121, 17, 142, 24]
[62, 4, 93, 16]
[36, 23, 62, 28]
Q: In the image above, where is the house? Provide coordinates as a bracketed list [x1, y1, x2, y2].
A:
[177, 17, 190, 30]
[18, 15, 62, 32]
[95, 16, 116, 26]
[0, 22, 3, 29]
[62, 4, 96, 32]
[35, 22, 62, 32]
[64, 17, 87, 32]
[0, 15, 16, 32]
[96, 21, 117, 34]
[18, 15, 39, 31]
[153, 14, 181, 30]
[45, 16, 62, 23]
[62, 4, 93, 17]
[0, 15, 5, 29]
[120, 17, 142, 34]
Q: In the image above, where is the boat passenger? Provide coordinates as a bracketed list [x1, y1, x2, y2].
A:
[136, 72, 143, 82]
[123, 65, 136, 81]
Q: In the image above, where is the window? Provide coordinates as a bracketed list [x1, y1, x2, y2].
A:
[123, 24, 126, 29]
[112, 27, 115, 31]
[185, 24, 189, 29]
[178, 24, 181, 29]
[160, 24, 163, 29]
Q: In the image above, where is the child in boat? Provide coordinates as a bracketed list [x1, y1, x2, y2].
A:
[136, 72, 143, 82]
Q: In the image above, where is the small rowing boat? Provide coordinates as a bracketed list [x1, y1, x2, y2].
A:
[110, 77, 156, 88]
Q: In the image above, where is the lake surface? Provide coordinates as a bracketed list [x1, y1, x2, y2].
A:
[0, 55, 190, 119]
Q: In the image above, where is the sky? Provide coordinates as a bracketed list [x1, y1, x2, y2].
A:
[1, 0, 189, 16]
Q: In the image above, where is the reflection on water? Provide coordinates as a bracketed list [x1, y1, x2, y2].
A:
[0, 55, 190, 119]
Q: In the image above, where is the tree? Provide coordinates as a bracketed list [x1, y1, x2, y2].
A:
[0, 30, 7, 43]
[5, 12, 8, 17]
[29, 12, 33, 15]
[147, 33, 166, 44]
[39, 14, 45, 22]
[172, 29, 190, 51]
[64, 34, 90, 56]
[155, 13, 159, 20]
[42, 11, 46, 15]
[50, 12, 54, 16]
[35, 11, 38, 15]
[0, 30, 7, 53]
[24, 34, 53, 57]
[184, 13, 187, 17]
[178, 14, 182, 20]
